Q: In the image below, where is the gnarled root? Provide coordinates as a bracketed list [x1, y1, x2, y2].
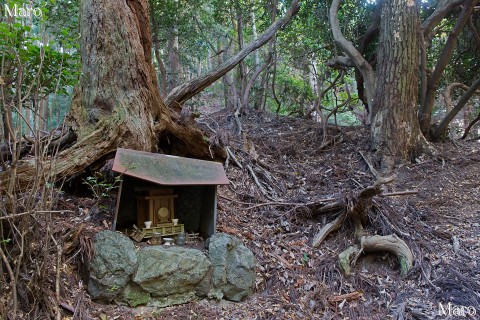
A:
[360, 234, 413, 275]
[338, 234, 414, 276]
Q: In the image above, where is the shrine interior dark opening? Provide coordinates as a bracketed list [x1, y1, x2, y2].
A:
[115, 176, 217, 238]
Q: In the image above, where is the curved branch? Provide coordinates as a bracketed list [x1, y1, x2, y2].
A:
[443, 82, 480, 113]
[422, 0, 464, 45]
[329, 0, 375, 109]
[468, 15, 480, 49]
[165, 0, 300, 109]
[433, 77, 480, 139]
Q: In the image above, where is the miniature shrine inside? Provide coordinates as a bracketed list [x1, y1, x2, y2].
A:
[112, 148, 229, 243]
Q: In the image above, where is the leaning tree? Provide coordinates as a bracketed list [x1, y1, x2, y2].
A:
[0, 0, 300, 191]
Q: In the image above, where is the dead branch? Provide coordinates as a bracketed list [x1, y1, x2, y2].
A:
[359, 150, 379, 178]
[0, 210, 73, 221]
[225, 146, 243, 169]
[246, 164, 276, 201]
[312, 213, 346, 248]
[327, 290, 363, 304]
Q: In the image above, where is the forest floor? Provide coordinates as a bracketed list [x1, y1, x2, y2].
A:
[60, 107, 480, 319]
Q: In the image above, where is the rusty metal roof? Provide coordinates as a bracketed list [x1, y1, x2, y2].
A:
[112, 148, 229, 185]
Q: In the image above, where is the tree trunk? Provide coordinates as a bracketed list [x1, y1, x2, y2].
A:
[167, 25, 180, 92]
[150, 1, 168, 98]
[0, 0, 215, 191]
[371, 0, 426, 170]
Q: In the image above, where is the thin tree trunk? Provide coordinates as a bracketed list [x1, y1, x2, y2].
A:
[236, 8, 247, 98]
[150, 4, 167, 98]
[461, 112, 480, 139]
[167, 25, 180, 92]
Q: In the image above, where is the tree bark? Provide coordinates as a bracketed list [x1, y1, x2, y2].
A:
[371, 0, 426, 170]
[164, 0, 300, 109]
[0, 0, 216, 191]
[419, 0, 476, 135]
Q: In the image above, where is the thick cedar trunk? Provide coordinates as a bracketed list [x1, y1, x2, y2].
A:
[1, 0, 301, 191]
[0, 0, 214, 191]
[371, 0, 426, 169]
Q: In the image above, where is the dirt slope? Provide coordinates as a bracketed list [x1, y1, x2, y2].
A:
[74, 110, 479, 319]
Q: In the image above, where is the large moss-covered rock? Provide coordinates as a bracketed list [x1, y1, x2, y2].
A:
[208, 233, 256, 301]
[87, 231, 256, 307]
[133, 246, 211, 297]
[88, 231, 137, 301]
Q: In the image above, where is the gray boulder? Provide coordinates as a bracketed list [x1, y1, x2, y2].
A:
[208, 233, 256, 301]
[133, 246, 211, 298]
[88, 231, 137, 301]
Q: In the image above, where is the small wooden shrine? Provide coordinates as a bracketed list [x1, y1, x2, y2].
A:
[112, 148, 229, 242]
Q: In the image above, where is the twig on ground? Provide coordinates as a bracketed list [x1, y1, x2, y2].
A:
[0, 210, 74, 221]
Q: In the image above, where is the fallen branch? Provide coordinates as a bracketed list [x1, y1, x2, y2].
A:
[246, 164, 276, 201]
[219, 194, 336, 209]
[327, 290, 363, 303]
[225, 146, 243, 169]
[359, 151, 379, 178]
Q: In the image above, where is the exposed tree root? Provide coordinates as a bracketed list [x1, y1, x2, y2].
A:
[308, 177, 414, 276]
[359, 234, 413, 275]
[337, 234, 413, 276]
[313, 213, 346, 248]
